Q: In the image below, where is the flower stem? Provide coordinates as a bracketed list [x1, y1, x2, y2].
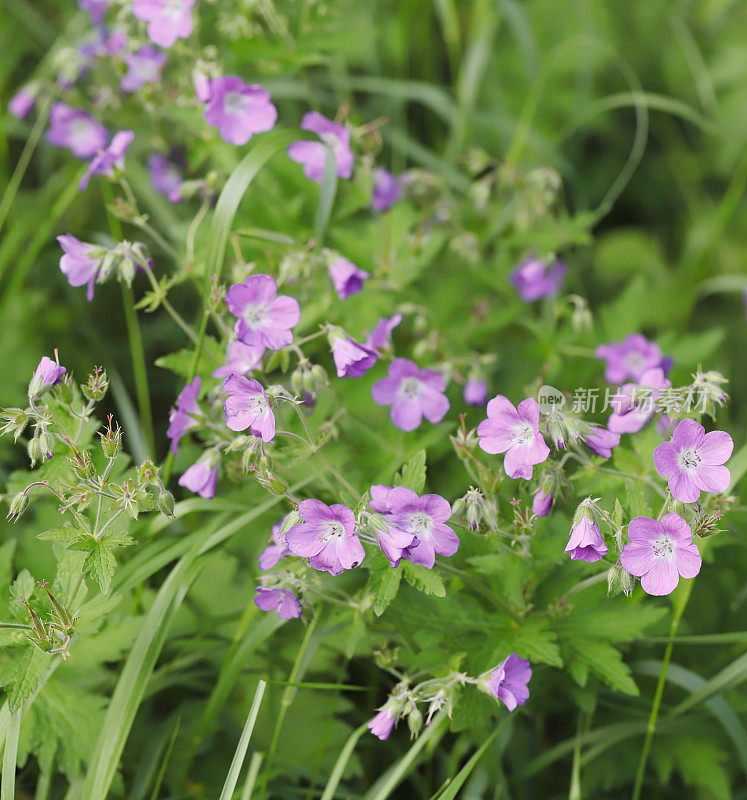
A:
[630, 580, 693, 800]
[258, 610, 320, 800]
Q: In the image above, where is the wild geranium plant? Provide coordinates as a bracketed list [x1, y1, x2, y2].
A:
[1, 1, 743, 798]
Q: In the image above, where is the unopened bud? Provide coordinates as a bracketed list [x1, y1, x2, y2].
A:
[27, 437, 42, 466]
[407, 706, 423, 738]
[157, 489, 176, 518]
[255, 472, 288, 496]
[7, 491, 29, 521]
[39, 432, 54, 459]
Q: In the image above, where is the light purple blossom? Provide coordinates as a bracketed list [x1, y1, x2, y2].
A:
[385, 486, 458, 569]
[203, 76, 277, 146]
[372, 169, 402, 212]
[223, 376, 275, 442]
[608, 367, 671, 435]
[483, 653, 532, 712]
[29, 356, 66, 398]
[621, 513, 702, 596]
[9, 89, 35, 119]
[367, 484, 417, 568]
[365, 314, 402, 352]
[121, 46, 166, 92]
[193, 68, 211, 102]
[331, 334, 377, 379]
[463, 376, 487, 406]
[166, 376, 201, 454]
[653, 419, 733, 503]
[226, 274, 300, 350]
[287, 111, 353, 183]
[565, 513, 607, 562]
[46, 103, 107, 159]
[131, 0, 195, 48]
[212, 340, 265, 378]
[258, 517, 291, 570]
[477, 396, 550, 480]
[532, 489, 553, 517]
[57, 234, 103, 301]
[511, 258, 567, 302]
[371, 358, 449, 432]
[104, 28, 127, 54]
[328, 257, 370, 300]
[177, 455, 218, 499]
[79, 130, 134, 191]
[595, 333, 663, 384]
[582, 425, 620, 460]
[147, 153, 183, 202]
[79, 0, 110, 25]
[367, 706, 397, 740]
[285, 500, 365, 575]
[253, 587, 302, 619]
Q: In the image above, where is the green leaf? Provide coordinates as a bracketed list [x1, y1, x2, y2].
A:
[36, 525, 83, 546]
[625, 479, 652, 519]
[394, 450, 427, 494]
[83, 542, 118, 595]
[369, 565, 402, 616]
[154, 336, 224, 378]
[0, 645, 53, 713]
[567, 639, 638, 695]
[402, 561, 446, 597]
[314, 144, 338, 244]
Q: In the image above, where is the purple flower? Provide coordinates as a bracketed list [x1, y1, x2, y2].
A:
[121, 46, 166, 92]
[203, 76, 277, 146]
[582, 425, 620, 459]
[212, 340, 265, 378]
[463, 376, 487, 406]
[372, 169, 402, 212]
[193, 68, 211, 102]
[367, 706, 397, 740]
[287, 111, 353, 183]
[371, 358, 449, 432]
[477, 396, 550, 480]
[104, 28, 127, 54]
[595, 333, 663, 384]
[79, 130, 134, 191]
[57, 234, 103, 301]
[328, 257, 370, 300]
[365, 314, 402, 352]
[285, 499, 365, 575]
[532, 490, 553, 517]
[147, 153, 183, 202]
[166, 377, 201, 454]
[385, 486, 458, 569]
[225, 274, 300, 350]
[608, 367, 670, 435]
[482, 653, 532, 712]
[621, 513, 702, 596]
[9, 89, 35, 119]
[28, 356, 66, 398]
[330, 333, 377, 379]
[177, 455, 218, 499]
[79, 0, 110, 25]
[565, 512, 607, 563]
[223, 376, 275, 442]
[367, 484, 417, 567]
[653, 419, 733, 503]
[46, 103, 107, 159]
[258, 517, 291, 570]
[253, 587, 302, 619]
[511, 258, 567, 302]
[132, 0, 195, 48]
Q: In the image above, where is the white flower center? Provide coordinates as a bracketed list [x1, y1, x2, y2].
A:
[323, 521, 345, 542]
[407, 512, 432, 539]
[678, 447, 701, 471]
[243, 303, 268, 328]
[653, 534, 675, 558]
[512, 422, 534, 446]
[625, 351, 645, 372]
[224, 91, 247, 115]
[320, 132, 341, 152]
[399, 377, 422, 400]
[165, 0, 185, 19]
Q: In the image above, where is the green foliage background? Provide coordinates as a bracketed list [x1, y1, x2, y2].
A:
[0, 1, 746, 798]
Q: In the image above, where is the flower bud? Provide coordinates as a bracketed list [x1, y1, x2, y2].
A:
[6, 491, 29, 521]
[607, 564, 634, 598]
[27, 436, 42, 466]
[157, 489, 176, 518]
[290, 368, 305, 395]
[39, 432, 55, 459]
[407, 706, 423, 739]
[255, 471, 288, 495]
[82, 367, 109, 402]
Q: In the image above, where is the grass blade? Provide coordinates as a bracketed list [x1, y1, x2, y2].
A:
[0, 710, 20, 800]
[320, 723, 368, 800]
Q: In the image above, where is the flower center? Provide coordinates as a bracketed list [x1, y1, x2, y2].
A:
[653, 534, 675, 558]
[678, 447, 701, 471]
[71, 118, 93, 141]
[512, 422, 534, 446]
[399, 377, 422, 400]
[224, 91, 247, 114]
[320, 132, 341, 152]
[165, 0, 185, 19]
[323, 521, 345, 542]
[243, 303, 268, 328]
[407, 512, 432, 538]
[625, 351, 645, 372]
